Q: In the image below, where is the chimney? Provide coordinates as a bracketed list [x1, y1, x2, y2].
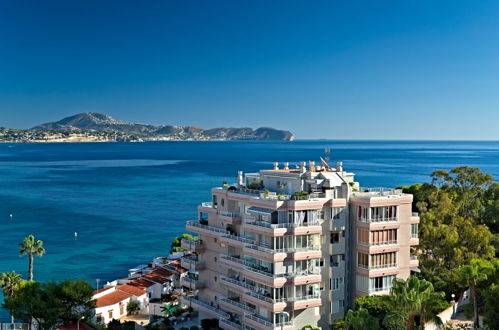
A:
[273, 162, 279, 170]
[284, 162, 289, 170]
[237, 171, 243, 186]
[300, 161, 307, 173]
[336, 161, 343, 172]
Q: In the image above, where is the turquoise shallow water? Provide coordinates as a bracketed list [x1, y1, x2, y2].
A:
[0, 140, 498, 319]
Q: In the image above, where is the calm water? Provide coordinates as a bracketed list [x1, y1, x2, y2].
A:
[0, 140, 498, 319]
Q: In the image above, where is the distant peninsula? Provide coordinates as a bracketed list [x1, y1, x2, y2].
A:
[0, 112, 294, 142]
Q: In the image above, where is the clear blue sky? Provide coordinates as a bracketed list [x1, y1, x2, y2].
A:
[1, 0, 499, 139]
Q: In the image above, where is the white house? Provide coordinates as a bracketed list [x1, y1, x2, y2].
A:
[93, 284, 149, 324]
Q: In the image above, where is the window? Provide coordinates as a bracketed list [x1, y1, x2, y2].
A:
[357, 252, 369, 269]
[319, 258, 324, 267]
[221, 198, 225, 207]
[330, 231, 341, 244]
[96, 314, 102, 323]
[213, 195, 218, 208]
[370, 229, 397, 245]
[411, 224, 419, 238]
[332, 207, 344, 219]
[370, 252, 397, 269]
[330, 254, 344, 267]
[108, 310, 113, 319]
[331, 277, 344, 291]
[369, 275, 395, 292]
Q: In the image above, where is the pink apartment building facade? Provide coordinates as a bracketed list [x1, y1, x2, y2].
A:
[180, 160, 419, 329]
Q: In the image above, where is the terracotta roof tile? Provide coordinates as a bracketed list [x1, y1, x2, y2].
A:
[128, 278, 155, 289]
[117, 284, 148, 296]
[94, 290, 131, 307]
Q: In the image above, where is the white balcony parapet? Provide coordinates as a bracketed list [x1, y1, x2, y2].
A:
[245, 244, 321, 254]
[220, 297, 255, 312]
[185, 296, 230, 318]
[219, 211, 241, 217]
[358, 217, 398, 224]
[186, 221, 229, 234]
[244, 218, 321, 229]
[219, 319, 243, 329]
[358, 240, 398, 247]
[244, 314, 293, 328]
[221, 233, 256, 245]
[201, 202, 213, 208]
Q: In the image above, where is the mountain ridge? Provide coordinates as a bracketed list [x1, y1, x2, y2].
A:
[1, 112, 294, 142]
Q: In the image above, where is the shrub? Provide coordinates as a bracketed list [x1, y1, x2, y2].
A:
[200, 318, 219, 330]
[190, 326, 199, 330]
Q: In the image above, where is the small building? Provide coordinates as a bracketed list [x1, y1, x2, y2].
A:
[93, 284, 148, 325]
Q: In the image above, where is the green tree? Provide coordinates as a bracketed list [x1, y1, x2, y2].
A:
[170, 233, 194, 253]
[386, 276, 445, 330]
[127, 300, 140, 315]
[0, 271, 23, 324]
[483, 284, 499, 329]
[458, 258, 494, 328]
[19, 234, 46, 281]
[107, 319, 123, 330]
[343, 308, 380, 330]
[3, 279, 95, 329]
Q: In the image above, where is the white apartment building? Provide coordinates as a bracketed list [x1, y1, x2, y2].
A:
[180, 160, 419, 329]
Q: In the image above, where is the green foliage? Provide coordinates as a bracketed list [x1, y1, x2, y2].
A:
[483, 284, 499, 329]
[343, 308, 380, 330]
[107, 319, 123, 330]
[3, 279, 95, 329]
[407, 166, 497, 299]
[385, 276, 447, 330]
[200, 318, 219, 330]
[302, 325, 320, 330]
[247, 180, 264, 190]
[19, 234, 46, 281]
[189, 326, 199, 330]
[123, 322, 136, 330]
[126, 300, 140, 314]
[170, 233, 194, 253]
[291, 190, 309, 200]
[458, 258, 495, 327]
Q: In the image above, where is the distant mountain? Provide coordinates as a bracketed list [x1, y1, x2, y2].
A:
[26, 112, 294, 142]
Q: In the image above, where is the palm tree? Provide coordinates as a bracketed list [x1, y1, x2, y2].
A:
[19, 234, 46, 281]
[0, 271, 23, 324]
[386, 276, 445, 330]
[458, 258, 494, 328]
[344, 308, 380, 330]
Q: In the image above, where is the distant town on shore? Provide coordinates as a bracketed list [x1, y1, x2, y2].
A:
[0, 112, 295, 143]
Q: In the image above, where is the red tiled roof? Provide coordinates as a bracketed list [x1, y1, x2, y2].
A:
[142, 268, 173, 284]
[95, 290, 131, 307]
[117, 284, 148, 297]
[128, 278, 155, 289]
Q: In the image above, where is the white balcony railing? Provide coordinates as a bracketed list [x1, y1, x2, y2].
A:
[221, 233, 256, 245]
[245, 243, 321, 254]
[220, 297, 255, 312]
[186, 221, 229, 234]
[359, 240, 398, 247]
[219, 210, 241, 217]
[244, 218, 321, 229]
[358, 217, 398, 223]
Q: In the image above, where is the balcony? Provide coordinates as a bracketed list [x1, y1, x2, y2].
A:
[181, 255, 205, 271]
[243, 314, 294, 330]
[186, 220, 229, 237]
[220, 276, 250, 293]
[219, 319, 243, 330]
[218, 211, 242, 225]
[219, 297, 255, 314]
[220, 233, 255, 247]
[410, 255, 419, 268]
[289, 294, 322, 310]
[181, 296, 229, 319]
[219, 255, 246, 271]
[198, 202, 216, 213]
[180, 277, 205, 290]
[243, 266, 288, 287]
[243, 218, 322, 236]
[358, 263, 397, 271]
[181, 238, 204, 252]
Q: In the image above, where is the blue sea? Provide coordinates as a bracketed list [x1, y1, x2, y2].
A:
[1, 140, 498, 320]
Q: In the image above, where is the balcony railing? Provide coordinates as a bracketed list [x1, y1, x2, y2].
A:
[219, 319, 243, 329]
[244, 314, 293, 328]
[221, 233, 256, 245]
[219, 211, 241, 217]
[185, 296, 230, 318]
[220, 297, 255, 312]
[359, 240, 398, 247]
[244, 218, 321, 229]
[369, 286, 392, 293]
[201, 202, 213, 208]
[412, 212, 419, 217]
[411, 234, 418, 239]
[245, 244, 321, 254]
[220, 255, 246, 265]
[358, 217, 398, 223]
[186, 221, 229, 234]
[181, 238, 203, 246]
[410, 255, 418, 260]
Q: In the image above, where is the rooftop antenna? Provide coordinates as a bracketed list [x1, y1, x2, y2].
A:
[324, 147, 331, 163]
